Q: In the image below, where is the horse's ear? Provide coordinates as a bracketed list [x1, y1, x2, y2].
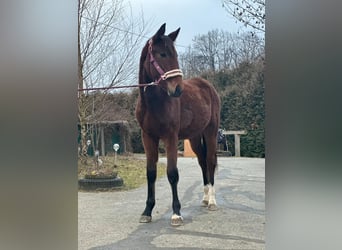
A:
[152, 23, 166, 41]
[168, 28, 180, 42]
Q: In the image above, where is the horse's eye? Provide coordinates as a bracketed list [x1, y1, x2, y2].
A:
[160, 53, 167, 58]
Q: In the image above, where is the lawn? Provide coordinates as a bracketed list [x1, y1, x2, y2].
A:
[78, 155, 166, 190]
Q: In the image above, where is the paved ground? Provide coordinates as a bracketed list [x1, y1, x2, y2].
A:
[78, 157, 265, 250]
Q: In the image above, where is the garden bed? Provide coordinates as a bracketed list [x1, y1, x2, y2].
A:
[78, 155, 166, 191]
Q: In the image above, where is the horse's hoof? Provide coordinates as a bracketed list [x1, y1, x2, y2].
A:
[171, 214, 183, 226]
[208, 203, 218, 211]
[201, 200, 209, 207]
[139, 215, 152, 223]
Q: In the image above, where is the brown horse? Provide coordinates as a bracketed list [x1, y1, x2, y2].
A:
[135, 23, 220, 226]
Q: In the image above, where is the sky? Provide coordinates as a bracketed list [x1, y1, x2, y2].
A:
[129, 0, 247, 52]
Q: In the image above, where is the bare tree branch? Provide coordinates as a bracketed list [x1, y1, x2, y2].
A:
[179, 30, 264, 78]
[77, 0, 150, 159]
[221, 0, 265, 33]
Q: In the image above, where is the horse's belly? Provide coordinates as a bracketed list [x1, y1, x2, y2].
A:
[178, 106, 211, 139]
[178, 83, 214, 139]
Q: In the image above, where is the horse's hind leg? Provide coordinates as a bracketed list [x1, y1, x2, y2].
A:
[203, 130, 218, 211]
[140, 132, 159, 223]
[189, 136, 209, 207]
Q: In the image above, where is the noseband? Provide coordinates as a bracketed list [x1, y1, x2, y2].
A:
[148, 39, 183, 84]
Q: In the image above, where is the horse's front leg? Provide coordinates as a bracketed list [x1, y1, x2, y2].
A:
[140, 132, 159, 223]
[163, 135, 183, 226]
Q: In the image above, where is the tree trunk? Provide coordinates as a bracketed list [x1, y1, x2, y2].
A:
[78, 6, 87, 162]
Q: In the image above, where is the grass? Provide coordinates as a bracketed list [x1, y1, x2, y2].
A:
[78, 155, 166, 190]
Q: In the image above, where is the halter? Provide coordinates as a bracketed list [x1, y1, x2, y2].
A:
[148, 39, 183, 84]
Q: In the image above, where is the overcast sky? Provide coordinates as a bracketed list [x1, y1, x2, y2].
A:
[129, 0, 246, 52]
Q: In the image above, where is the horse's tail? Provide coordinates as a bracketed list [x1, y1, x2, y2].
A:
[202, 135, 207, 159]
[211, 136, 218, 172]
[210, 85, 220, 173]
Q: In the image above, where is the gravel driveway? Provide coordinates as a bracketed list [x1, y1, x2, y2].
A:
[78, 157, 265, 250]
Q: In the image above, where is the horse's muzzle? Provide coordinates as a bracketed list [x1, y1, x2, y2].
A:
[168, 84, 183, 97]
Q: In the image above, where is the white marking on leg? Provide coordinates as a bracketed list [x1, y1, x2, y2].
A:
[171, 214, 183, 220]
[171, 214, 184, 226]
[201, 185, 209, 206]
[208, 184, 217, 210]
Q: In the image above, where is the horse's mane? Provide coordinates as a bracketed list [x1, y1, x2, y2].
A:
[138, 41, 150, 98]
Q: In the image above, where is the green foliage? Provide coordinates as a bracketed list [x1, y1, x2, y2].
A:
[131, 126, 144, 153]
[201, 70, 232, 92]
[218, 60, 265, 157]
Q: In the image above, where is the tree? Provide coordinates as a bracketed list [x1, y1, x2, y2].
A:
[78, 0, 148, 90]
[179, 30, 264, 78]
[77, 0, 149, 160]
[219, 60, 265, 157]
[193, 30, 221, 72]
[221, 0, 265, 33]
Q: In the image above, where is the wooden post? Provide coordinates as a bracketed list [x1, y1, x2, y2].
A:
[222, 130, 247, 157]
[234, 134, 241, 157]
[100, 126, 105, 156]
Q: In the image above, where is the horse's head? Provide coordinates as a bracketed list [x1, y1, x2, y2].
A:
[141, 23, 184, 97]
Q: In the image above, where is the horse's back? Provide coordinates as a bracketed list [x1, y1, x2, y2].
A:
[179, 77, 220, 139]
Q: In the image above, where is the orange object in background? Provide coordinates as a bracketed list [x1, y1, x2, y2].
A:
[183, 139, 196, 157]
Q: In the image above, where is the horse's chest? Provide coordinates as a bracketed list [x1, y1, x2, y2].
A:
[141, 109, 181, 136]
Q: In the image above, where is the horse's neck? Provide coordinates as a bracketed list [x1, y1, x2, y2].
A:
[138, 66, 152, 99]
[138, 57, 173, 115]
